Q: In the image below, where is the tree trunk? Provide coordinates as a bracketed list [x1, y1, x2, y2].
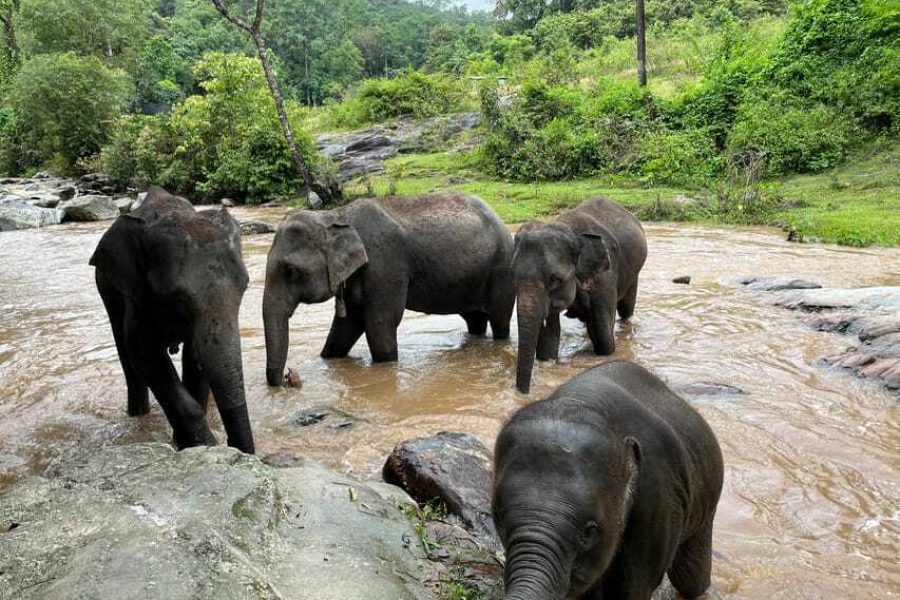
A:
[0, 9, 20, 68]
[636, 0, 647, 86]
[210, 0, 341, 206]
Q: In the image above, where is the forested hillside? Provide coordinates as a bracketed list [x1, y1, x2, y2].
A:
[0, 0, 896, 244]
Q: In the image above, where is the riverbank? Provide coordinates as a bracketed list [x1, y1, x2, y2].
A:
[339, 141, 899, 247]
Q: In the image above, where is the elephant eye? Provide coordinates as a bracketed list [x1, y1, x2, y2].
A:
[580, 521, 601, 548]
[548, 275, 564, 290]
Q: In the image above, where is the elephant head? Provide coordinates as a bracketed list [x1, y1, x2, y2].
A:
[89, 187, 254, 453]
[492, 421, 641, 600]
[513, 221, 613, 393]
[263, 210, 368, 386]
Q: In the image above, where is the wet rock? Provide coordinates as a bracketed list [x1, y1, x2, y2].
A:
[114, 197, 134, 214]
[288, 407, 355, 430]
[383, 431, 498, 547]
[772, 286, 900, 312]
[759, 286, 900, 392]
[677, 382, 747, 397]
[285, 367, 303, 388]
[0, 443, 431, 600]
[238, 220, 275, 235]
[220, 197, 236, 207]
[132, 191, 148, 211]
[315, 113, 479, 183]
[0, 202, 64, 231]
[59, 194, 119, 222]
[740, 276, 822, 291]
[672, 275, 691, 285]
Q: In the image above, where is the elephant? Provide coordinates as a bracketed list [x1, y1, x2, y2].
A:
[514, 196, 647, 393]
[492, 360, 724, 600]
[263, 192, 515, 386]
[89, 186, 255, 454]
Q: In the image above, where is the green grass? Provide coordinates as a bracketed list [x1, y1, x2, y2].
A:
[346, 143, 900, 247]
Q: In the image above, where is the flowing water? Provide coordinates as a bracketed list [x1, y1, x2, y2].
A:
[0, 208, 898, 598]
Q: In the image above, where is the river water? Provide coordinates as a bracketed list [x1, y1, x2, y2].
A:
[0, 208, 897, 598]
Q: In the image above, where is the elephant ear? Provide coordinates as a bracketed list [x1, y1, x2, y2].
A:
[89, 215, 147, 300]
[514, 220, 543, 244]
[622, 436, 642, 517]
[575, 232, 612, 287]
[324, 220, 368, 294]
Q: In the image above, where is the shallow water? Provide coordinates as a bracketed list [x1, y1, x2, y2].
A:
[0, 208, 898, 598]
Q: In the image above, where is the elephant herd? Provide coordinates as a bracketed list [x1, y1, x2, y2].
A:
[90, 186, 723, 600]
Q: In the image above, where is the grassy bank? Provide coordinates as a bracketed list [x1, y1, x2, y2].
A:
[346, 144, 899, 247]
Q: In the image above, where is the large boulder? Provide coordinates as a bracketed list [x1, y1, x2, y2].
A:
[0, 444, 432, 600]
[383, 432, 498, 548]
[0, 202, 64, 231]
[59, 194, 120, 222]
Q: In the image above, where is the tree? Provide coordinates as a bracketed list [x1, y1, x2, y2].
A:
[3, 52, 131, 172]
[0, 0, 20, 71]
[18, 0, 147, 60]
[636, 0, 647, 86]
[211, 0, 340, 204]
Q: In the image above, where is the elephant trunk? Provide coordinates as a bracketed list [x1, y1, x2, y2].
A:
[503, 526, 571, 600]
[516, 283, 548, 394]
[196, 323, 254, 454]
[263, 286, 291, 387]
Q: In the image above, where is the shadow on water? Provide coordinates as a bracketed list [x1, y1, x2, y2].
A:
[0, 210, 898, 598]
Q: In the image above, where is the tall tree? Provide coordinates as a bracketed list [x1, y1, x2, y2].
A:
[210, 0, 340, 204]
[635, 0, 647, 86]
[0, 0, 20, 69]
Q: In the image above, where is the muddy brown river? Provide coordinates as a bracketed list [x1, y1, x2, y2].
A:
[0, 208, 898, 598]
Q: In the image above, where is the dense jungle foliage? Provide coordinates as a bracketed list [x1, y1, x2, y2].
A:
[0, 0, 896, 242]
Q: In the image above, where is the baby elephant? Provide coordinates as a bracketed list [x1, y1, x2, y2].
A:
[493, 360, 723, 600]
[263, 192, 514, 385]
[514, 196, 647, 393]
[90, 186, 254, 454]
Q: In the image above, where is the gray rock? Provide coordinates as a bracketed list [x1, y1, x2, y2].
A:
[60, 194, 119, 221]
[220, 197, 236, 207]
[0, 202, 64, 231]
[238, 220, 275, 235]
[772, 287, 900, 312]
[0, 444, 432, 600]
[672, 275, 691, 285]
[25, 193, 61, 208]
[114, 197, 134, 214]
[740, 277, 822, 291]
[383, 432, 498, 548]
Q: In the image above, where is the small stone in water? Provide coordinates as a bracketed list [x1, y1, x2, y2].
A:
[673, 275, 691, 285]
[285, 368, 302, 388]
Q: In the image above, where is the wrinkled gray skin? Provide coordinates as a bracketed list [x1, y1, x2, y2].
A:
[493, 360, 723, 600]
[263, 192, 515, 386]
[90, 186, 254, 453]
[514, 197, 647, 393]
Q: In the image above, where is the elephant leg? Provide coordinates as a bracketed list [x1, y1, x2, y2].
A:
[322, 309, 366, 358]
[668, 522, 714, 600]
[587, 296, 617, 356]
[182, 341, 211, 411]
[487, 267, 514, 340]
[96, 273, 149, 416]
[535, 311, 561, 361]
[618, 280, 638, 320]
[364, 287, 405, 362]
[126, 325, 216, 449]
[462, 311, 488, 336]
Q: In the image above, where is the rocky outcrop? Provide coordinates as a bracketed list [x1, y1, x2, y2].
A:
[739, 276, 822, 291]
[0, 202, 64, 231]
[238, 220, 275, 235]
[383, 432, 498, 549]
[677, 382, 747, 397]
[747, 283, 900, 392]
[316, 113, 479, 182]
[59, 194, 120, 221]
[0, 443, 433, 600]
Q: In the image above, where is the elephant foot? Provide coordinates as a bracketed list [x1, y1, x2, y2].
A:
[127, 390, 151, 417]
[172, 424, 218, 450]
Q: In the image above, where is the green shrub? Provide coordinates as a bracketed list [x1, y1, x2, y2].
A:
[1, 52, 131, 174]
[581, 78, 656, 120]
[102, 52, 321, 203]
[334, 71, 468, 127]
[727, 95, 855, 175]
[636, 127, 723, 185]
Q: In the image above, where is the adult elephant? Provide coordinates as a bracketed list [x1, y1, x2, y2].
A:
[514, 196, 647, 393]
[493, 360, 724, 600]
[263, 192, 514, 386]
[90, 186, 254, 454]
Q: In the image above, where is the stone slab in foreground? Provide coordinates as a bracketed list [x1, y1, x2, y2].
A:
[0, 444, 430, 600]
